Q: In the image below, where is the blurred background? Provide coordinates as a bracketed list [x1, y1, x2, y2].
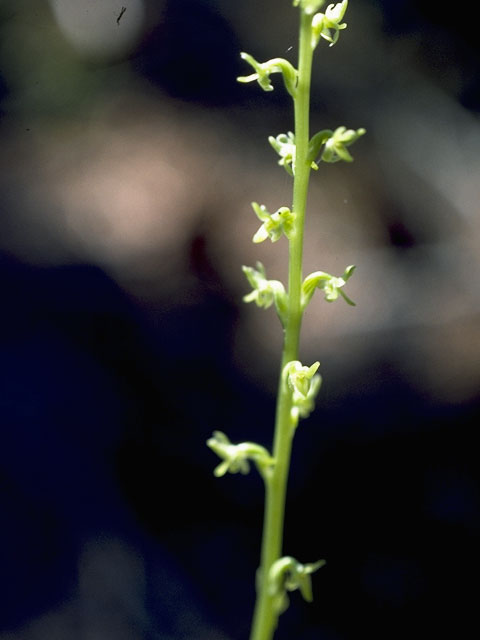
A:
[0, 0, 479, 638]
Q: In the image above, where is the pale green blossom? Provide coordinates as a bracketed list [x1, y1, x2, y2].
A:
[269, 132, 297, 175]
[301, 265, 356, 309]
[237, 53, 297, 97]
[268, 556, 326, 614]
[207, 431, 275, 480]
[311, 0, 348, 48]
[242, 262, 288, 324]
[284, 360, 322, 420]
[251, 202, 295, 243]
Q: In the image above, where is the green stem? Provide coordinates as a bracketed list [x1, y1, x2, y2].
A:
[249, 10, 314, 640]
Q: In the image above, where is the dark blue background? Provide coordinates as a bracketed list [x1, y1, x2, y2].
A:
[1, 1, 479, 638]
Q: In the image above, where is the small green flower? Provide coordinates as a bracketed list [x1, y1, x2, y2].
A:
[268, 556, 326, 615]
[309, 126, 365, 165]
[237, 53, 298, 97]
[251, 202, 295, 244]
[242, 262, 284, 309]
[242, 262, 288, 324]
[301, 265, 356, 309]
[279, 360, 323, 422]
[322, 126, 366, 163]
[269, 132, 297, 176]
[286, 360, 320, 398]
[284, 361, 322, 421]
[292, 373, 322, 420]
[311, 0, 349, 48]
[207, 431, 275, 479]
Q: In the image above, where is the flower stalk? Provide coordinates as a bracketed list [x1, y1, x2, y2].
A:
[207, 2, 364, 639]
[248, 9, 317, 639]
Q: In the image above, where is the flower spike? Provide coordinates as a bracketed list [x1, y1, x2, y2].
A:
[213, 0, 366, 635]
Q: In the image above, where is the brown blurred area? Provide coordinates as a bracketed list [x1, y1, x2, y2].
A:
[0, 1, 479, 639]
[2, 0, 479, 401]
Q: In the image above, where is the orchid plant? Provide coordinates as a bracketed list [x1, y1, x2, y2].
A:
[207, 2, 364, 638]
